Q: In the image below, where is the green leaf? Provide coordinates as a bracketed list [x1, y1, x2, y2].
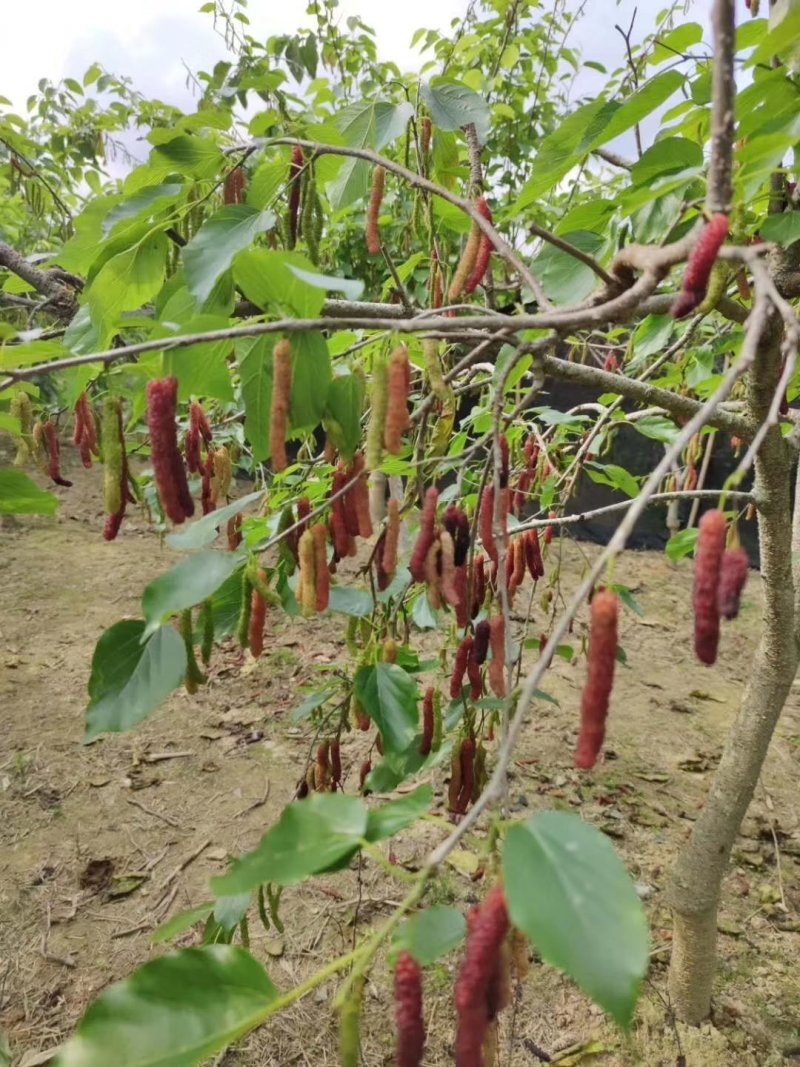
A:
[52, 946, 276, 1067]
[420, 79, 491, 145]
[354, 663, 419, 754]
[64, 305, 106, 355]
[150, 134, 225, 180]
[632, 415, 679, 443]
[184, 206, 276, 306]
[237, 329, 332, 455]
[365, 785, 433, 842]
[289, 331, 332, 429]
[210, 568, 247, 639]
[151, 902, 215, 945]
[161, 315, 235, 402]
[291, 687, 337, 723]
[327, 585, 374, 617]
[0, 338, 70, 370]
[234, 249, 325, 317]
[237, 336, 274, 462]
[85, 622, 186, 741]
[366, 740, 453, 794]
[532, 230, 604, 305]
[324, 374, 365, 461]
[611, 584, 644, 617]
[212, 794, 368, 895]
[102, 183, 184, 238]
[86, 234, 169, 332]
[516, 98, 609, 208]
[629, 138, 703, 186]
[584, 463, 639, 499]
[591, 70, 685, 149]
[503, 813, 648, 1029]
[650, 23, 703, 65]
[327, 100, 413, 209]
[287, 265, 364, 302]
[142, 551, 242, 638]
[213, 893, 251, 934]
[0, 469, 58, 515]
[665, 526, 699, 561]
[530, 406, 590, 428]
[394, 905, 466, 966]
[247, 156, 287, 210]
[760, 211, 800, 246]
[629, 315, 674, 367]
[166, 490, 264, 550]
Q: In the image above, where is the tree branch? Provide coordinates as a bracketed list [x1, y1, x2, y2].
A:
[707, 0, 736, 213]
[513, 489, 756, 534]
[541, 352, 751, 436]
[592, 147, 634, 171]
[268, 137, 553, 310]
[529, 222, 616, 288]
[0, 243, 80, 321]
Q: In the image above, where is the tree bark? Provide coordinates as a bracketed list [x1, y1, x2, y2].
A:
[667, 318, 799, 1022]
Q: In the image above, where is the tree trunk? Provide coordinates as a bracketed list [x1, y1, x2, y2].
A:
[667, 321, 798, 1022]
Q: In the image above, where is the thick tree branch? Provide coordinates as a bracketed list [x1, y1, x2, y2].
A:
[0, 243, 80, 321]
[541, 352, 751, 436]
[0, 285, 747, 393]
[707, 0, 736, 213]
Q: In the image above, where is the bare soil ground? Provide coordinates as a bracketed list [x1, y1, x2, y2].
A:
[2, 444, 800, 1067]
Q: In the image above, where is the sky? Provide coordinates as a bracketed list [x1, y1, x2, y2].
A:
[1, 0, 698, 117]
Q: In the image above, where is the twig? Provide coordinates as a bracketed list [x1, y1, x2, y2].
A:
[141, 750, 194, 763]
[126, 796, 183, 828]
[0, 135, 74, 223]
[268, 137, 552, 310]
[513, 488, 755, 534]
[380, 245, 414, 312]
[688, 428, 717, 528]
[615, 11, 644, 159]
[529, 222, 616, 288]
[155, 838, 211, 899]
[233, 778, 271, 819]
[593, 147, 634, 170]
[111, 921, 153, 940]
[40, 903, 77, 968]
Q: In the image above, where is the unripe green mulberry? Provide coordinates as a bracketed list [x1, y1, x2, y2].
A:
[102, 397, 124, 517]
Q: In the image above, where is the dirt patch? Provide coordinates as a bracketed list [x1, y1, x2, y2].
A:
[2, 446, 800, 1066]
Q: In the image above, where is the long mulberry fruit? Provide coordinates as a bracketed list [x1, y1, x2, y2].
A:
[147, 378, 194, 524]
[409, 487, 439, 583]
[464, 198, 494, 296]
[488, 616, 506, 698]
[395, 951, 426, 1067]
[671, 214, 730, 319]
[718, 546, 749, 620]
[270, 339, 292, 473]
[451, 635, 474, 699]
[575, 590, 618, 769]
[693, 509, 726, 664]
[384, 346, 411, 455]
[365, 165, 385, 256]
